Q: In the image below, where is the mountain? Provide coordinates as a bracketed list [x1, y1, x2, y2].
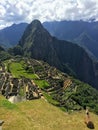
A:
[74, 32, 98, 59]
[0, 23, 28, 48]
[1, 20, 98, 59]
[43, 20, 98, 59]
[12, 20, 98, 89]
[1, 20, 98, 60]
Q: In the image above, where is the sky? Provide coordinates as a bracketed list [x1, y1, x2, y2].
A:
[0, 0, 98, 29]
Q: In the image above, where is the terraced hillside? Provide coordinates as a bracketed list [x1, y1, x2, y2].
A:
[0, 58, 43, 101]
[0, 57, 98, 114]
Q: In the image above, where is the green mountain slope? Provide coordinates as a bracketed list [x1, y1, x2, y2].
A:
[0, 46, 11, 61]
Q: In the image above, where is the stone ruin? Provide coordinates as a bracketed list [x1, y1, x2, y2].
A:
[0, 63, 42, 101]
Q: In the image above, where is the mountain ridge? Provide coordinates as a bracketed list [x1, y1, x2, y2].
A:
[1, 20, 98, 60]
[43, 20, 98, 59]
[0, 23, 28, 48]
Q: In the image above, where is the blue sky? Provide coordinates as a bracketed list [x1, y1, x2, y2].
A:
[0, 0, 98, 29]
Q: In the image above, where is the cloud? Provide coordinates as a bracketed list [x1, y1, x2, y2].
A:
[0, 0, 98, 29]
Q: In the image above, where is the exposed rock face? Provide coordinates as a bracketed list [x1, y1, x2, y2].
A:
[17, 20, 98, 89]
[8, 95, 26, 103]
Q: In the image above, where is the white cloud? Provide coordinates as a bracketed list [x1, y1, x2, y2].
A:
[0, 0, 98, 29]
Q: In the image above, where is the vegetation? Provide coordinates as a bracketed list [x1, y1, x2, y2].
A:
[0, 51, 11, 61]
[42, 91, 59, 106]
[0, 95, 18, 110]
[41, 77, 98, 114]
[19, 88, 25, 97]
[9, 61, 38, 79]
[12, 45, 23, 56]
[3, 58, 98, 114]
[71, 79, 98, 113]
[34, 80, 50, 89]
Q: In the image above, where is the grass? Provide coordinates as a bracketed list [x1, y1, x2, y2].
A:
[0, 95, 98, 130]
[0, 95, 18, 110]
[34, 80, 50, 89]
[42, 91, 59, 106]
[19, 88, 25, 97]
[9, 62, 38, 79]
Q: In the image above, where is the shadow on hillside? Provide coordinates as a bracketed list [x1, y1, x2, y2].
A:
[86, 121, 95, 129]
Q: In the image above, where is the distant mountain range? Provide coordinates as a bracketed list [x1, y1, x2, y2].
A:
[43, 20, 98, 59]
[11, 20, 98, 89]
[0, 23, 28, 48]
[0, 20, 98, 60]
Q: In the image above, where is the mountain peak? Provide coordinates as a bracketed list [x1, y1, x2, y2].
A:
[29, 19, 43, 30]
[30, 19, 41, 25]
[19, 19, 51, 47]
[77, 32, 91, 42]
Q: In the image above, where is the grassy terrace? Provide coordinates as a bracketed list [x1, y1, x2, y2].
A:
[5, 59, 50, 90]
[34, 80, 50, 89]
[9, 61, 38, 79]
[9, 61, 50, 88]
